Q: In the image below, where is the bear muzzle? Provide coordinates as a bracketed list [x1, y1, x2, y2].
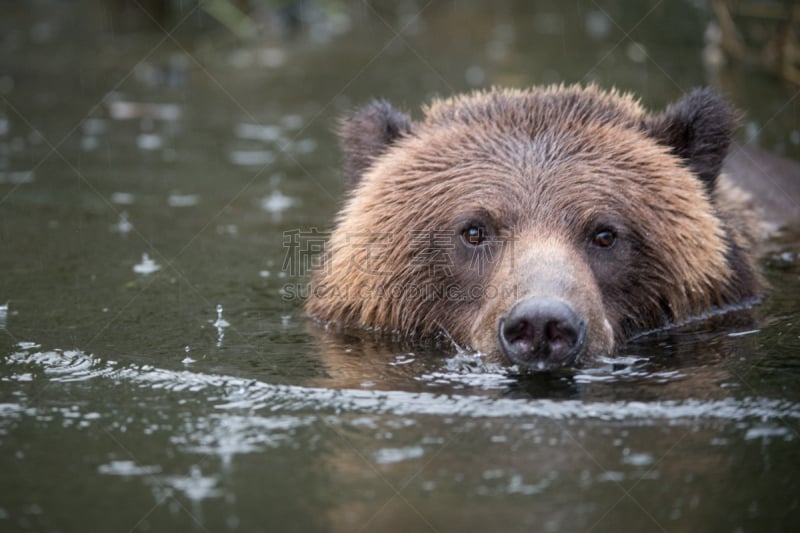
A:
[497, 296, 587, 371]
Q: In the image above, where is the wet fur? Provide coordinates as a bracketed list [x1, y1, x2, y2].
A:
[307, 84, 763, 361]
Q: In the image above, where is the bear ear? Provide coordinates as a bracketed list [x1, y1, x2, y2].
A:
[645, 88, 738, 193]
[338, 100, 414, 188]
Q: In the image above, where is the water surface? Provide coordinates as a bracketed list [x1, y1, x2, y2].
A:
[1, 2, 799, 532]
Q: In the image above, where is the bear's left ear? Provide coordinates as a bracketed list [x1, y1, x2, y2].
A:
[645, 88, 738, 193]
[338, 99, 414, 188]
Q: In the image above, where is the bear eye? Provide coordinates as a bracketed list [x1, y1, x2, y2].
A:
[461, 225, 486, 246]
[591, 228, 617, 248]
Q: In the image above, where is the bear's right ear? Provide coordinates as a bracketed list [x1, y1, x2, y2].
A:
[338, 100, 414, 188]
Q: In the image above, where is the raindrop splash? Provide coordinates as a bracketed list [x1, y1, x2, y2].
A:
[213, 304, 230, 348]
[133, 253, 161, 275]
[182, 346, 196, 365]
[260, 190, 294, 214]
[111, 211, 133, 234]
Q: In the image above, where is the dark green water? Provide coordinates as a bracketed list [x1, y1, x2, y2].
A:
[1, 1, 800, 532]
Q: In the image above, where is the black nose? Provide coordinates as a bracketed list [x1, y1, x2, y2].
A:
[498, 297, 586, 371]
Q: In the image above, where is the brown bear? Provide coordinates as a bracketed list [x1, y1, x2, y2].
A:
[305, 84, 769, 372]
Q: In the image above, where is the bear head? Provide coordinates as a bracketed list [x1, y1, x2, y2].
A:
[306, 85, 762, 372]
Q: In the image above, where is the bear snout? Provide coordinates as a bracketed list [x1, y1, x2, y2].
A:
[498, 297, 587, 371]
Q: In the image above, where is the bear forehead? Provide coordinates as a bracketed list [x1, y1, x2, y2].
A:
[411, 88, 665, 174]
[423, 85, 644, 129]
[376, 86, 691, 193]
[403, 117, 670, 182]
[350, 85, 718, 240]
[365, 113, 704, 228]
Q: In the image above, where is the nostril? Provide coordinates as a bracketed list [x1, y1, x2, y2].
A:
[503, 318, 537, 355]
[543, 318, 579, 357]
[498, 297, 587, 369]
[503, 318, 532, 344]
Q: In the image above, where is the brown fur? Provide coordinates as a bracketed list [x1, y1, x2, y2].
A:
[306, 84, 763, 364]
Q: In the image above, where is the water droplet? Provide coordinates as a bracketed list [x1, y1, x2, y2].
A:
[111, 192, 135, 205]
[213, 304, 230, 329]
[136, 133, 163, 151]
[235, 123, 282, 142]
[228, 149, 275, 167]
[167, 193, 199, 207]
[216, 224, 238, 236]
[281, 114, 303, 130]
[82, 118, 107, 136]
[111, 211, 133, 234]
[107, 101, 181, 121]
[260, 191, 294, 214]
[585, 11, 611, 38]
[133, 253, 161, 275]
[293, 138, 317, 154]
[80, 136, 98, 152]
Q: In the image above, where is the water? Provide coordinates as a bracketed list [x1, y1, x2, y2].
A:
[1, 1, 800, 532]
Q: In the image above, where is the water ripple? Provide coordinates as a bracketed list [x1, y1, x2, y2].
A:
[6, 347, 800, 423]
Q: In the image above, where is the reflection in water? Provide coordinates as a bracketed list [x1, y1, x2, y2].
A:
[6, 343, 798, 531]
[304, 305, 778, 404]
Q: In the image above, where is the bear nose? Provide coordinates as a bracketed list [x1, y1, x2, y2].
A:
[498, 297, 586, 371]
